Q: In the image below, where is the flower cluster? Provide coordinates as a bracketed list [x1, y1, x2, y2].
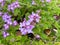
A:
[28, 12, 41, 23]
[19, 12, 41, 35]
[0, 0, 5, 6]
[19, 19, 34, 35]
[2, 13, 12, 25]
[8, 1, 20, 11]
[1, 13, 11, 37]
[2, 13, 18, 26]
[0, 0, 41, 38]
[0, 12, 18, 37]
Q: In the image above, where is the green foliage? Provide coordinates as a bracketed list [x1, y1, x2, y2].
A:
[0, 0, 60, 45]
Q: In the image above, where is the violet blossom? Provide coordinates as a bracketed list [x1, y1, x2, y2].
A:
[28, 12, 41, 23]
[3, 24, 9, 30]
[2, 13, 12, 25]
[0, 0, 5, 6]
[3, 31, 9, 38]
[19, 12, 41, 35]
[46, 0, 51, 2]
[19, 19, 34, 35]
[20, 19, 34, 30]
[13, 20, 18, 26]
[32, 0, 36, 5]
[8, 1, 20, 11]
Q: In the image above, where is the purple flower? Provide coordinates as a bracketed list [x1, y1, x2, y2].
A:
[8, 5, 14, 11]
[8, 1, 20, 11]
[46, 0, 51, 2]
[1, 1, 5, 6]
[13, 1, 20, 8]
[19, 28, 28, 35]
[3, 24, 9, 30]
[20, 25, 34, 35]
[20, 19, 34, 30]
[7, 20, 12, 25]
[0, 12, 3, 16]
[19, 12, 41, 35]
[0, 0, 5, 6]
[27, 30, 33, 33]
[3, 31, 9, 38]
[20, 19, 26, 27]
[13, 20, 18, 26]
[2, 13, 12, 25]
[0, 0, 3, 2]
[26, 20, 32, 25]
[20, 23, 34, 31]
[0, 0, 4, 3]
[19, 19, 34, 35]
[28, 12, 41, 23]
[32, 0, 36, 5]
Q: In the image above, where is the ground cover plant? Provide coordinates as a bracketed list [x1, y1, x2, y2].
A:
[0, 0, 60, 45]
